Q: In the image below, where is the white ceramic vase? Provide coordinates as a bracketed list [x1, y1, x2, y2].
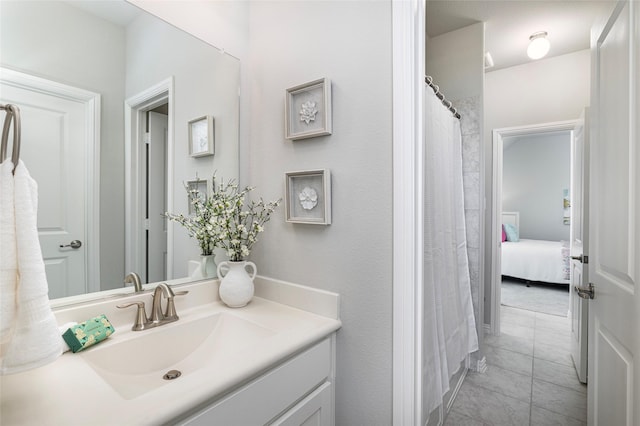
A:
[216, 260, 257, 307]
[201, 254, 217, 278]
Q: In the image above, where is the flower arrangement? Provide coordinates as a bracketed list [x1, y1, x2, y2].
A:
[166, 177, 281, 262]
[212, 180, 281, 261]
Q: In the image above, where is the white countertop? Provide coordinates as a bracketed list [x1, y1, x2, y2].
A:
[0, 277, 341, 425]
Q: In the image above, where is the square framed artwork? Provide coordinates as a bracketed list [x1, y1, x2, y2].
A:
[186, 179, 208, 215]
[285, 169, 331, 225]
[285, 78, 332, 140]
[188, 115, 215, 157]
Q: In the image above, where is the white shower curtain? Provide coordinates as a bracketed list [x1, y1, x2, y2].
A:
[422, 87, 479, 416]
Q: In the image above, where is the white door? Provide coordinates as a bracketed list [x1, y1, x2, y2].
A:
[146, 111, 167, 283]
[588, 1, 639, 424]
[570, 109, 589, 384]
[0, 77, 92, 298]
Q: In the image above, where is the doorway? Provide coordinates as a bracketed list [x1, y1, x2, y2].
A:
[490, 120, 579, 334]
[124, 77, 174, 285]
[499, 129, 572, 317]
[144, 108, 168, 283]
[490, 118, 591, 380]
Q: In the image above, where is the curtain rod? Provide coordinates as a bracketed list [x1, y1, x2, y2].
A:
[424, 76, 461, 119]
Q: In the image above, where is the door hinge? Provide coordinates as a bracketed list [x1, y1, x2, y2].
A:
[143, 219, 150, 230]
[144, 133, 151, 144]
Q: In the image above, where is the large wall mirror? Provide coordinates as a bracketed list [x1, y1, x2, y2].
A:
[0, 1, 240, 303]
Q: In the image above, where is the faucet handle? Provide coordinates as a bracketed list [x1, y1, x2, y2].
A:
[117, 301, 150, 331]
[164, 290, 189, 321]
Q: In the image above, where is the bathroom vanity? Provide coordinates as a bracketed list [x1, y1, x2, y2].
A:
[0, 277, 341, 425]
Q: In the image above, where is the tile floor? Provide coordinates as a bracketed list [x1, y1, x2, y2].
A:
[445, 306, 587, 425]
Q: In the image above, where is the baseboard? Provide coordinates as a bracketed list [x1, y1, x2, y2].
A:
[445, 366, 468, 415]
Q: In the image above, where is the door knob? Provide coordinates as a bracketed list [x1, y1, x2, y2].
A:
[571, 254, 589, 264]
[59, 240, 82, 249]
[574, 283, 595, 299]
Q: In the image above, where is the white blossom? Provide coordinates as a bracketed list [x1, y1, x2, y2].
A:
[166, 175, 281, 261]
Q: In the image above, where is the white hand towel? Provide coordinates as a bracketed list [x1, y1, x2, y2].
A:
[0, 161, 17, 349]
[1, 160, 61, 374]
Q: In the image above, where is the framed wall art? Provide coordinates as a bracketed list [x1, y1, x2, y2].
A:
[285, 169, 331, 225]
[188, 115, 215, 157]
[285, 78, 332, 140]
[186, 179, 208, 215]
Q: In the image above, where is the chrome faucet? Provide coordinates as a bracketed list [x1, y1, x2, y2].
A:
[124, 272, 143, 293]
[117, 283, 188, 331]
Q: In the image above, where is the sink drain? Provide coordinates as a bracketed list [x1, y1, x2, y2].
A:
[163, 370, 182, 380]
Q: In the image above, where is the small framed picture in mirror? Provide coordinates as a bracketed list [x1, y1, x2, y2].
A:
[189, 116, 214, 157]
[186, 179, 208, 215]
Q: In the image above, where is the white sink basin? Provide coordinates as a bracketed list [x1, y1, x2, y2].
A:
[80, 312, 274, 399]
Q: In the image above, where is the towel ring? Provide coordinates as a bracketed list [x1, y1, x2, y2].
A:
[0, 104, 21, 175]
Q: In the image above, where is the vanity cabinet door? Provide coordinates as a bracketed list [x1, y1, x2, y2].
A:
[270, 382, 333, 426]
[178, 338, 333, 426]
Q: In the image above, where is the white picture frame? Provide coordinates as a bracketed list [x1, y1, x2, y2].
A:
[188, 115, 214, 157]
[285, 169, 331, 225]
[186, 179, 208, 216]
[285, 78, 332, 140]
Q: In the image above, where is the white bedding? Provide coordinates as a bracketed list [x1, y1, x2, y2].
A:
[501, 239, 570, 284]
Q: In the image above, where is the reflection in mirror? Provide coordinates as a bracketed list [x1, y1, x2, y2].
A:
[0, 1, 240, 303]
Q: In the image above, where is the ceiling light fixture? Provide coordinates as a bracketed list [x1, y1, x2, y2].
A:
[527, 31, 550, 60]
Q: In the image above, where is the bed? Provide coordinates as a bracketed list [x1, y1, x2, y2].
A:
[501, 212, 570, 285]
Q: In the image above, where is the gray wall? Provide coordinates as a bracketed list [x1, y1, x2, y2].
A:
[245, 1, 393, 423]
[484, 50, 591, 324]
[503, 133, 571, 241]
[131, 2, 393, 422]
[426, 23, 484, 100]
[0, 1, 126, 291]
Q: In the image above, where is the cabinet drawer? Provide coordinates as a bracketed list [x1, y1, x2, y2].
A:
[179, 338, 331, 425]
[270, 382, 332, 426]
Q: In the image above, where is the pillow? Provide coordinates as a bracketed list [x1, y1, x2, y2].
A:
[501, 225, 507, 242]
[504, 223, 519, 242]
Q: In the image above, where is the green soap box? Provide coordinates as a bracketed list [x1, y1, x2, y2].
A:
[62, 314, 115, 353]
